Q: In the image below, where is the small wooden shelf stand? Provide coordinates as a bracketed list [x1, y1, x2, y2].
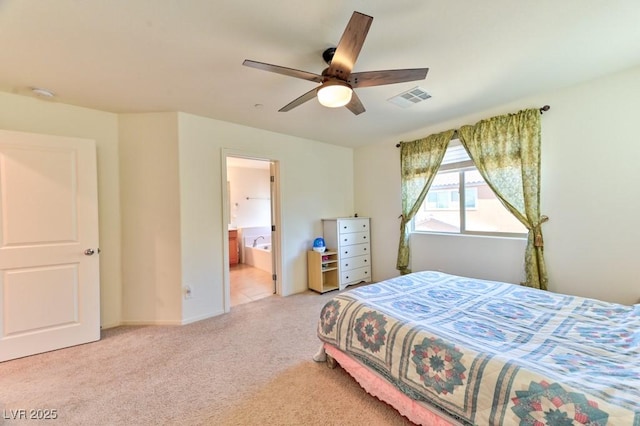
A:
[307, 250, 339, 293]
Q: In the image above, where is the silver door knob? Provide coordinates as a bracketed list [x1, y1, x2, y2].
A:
[84, 248, 95, 256]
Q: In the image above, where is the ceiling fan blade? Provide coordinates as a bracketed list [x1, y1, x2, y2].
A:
[327, 12, 373, 80]
[345, 91, 365, 115]
[348, 68, 429, 88]
[243, 60, 323, 83]
[279, 87, 319, 112]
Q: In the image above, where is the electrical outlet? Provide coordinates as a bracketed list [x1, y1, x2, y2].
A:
[184, 285, 193, 299]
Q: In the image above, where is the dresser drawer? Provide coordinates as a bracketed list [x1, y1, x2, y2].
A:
[340, 255, 370, 272]
[339, 231, 369, 246]
[341, 266, 371, 284]
[340, 243, 370, 259]
[339, 218, 370, 234]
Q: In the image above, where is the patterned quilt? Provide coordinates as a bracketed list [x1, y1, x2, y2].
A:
[317, 271, 640, 425]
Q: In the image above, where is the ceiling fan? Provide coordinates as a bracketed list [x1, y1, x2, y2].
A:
[242, 11, 429, 115]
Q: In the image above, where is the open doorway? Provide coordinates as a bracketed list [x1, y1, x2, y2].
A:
[223, 154, 280, 309]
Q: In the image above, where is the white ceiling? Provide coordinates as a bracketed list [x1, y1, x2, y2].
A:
[2, 1, 640, 148]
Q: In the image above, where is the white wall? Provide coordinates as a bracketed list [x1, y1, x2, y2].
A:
[227, 166, 271, 228]
[355, 65, 640, 305]
[0, 91, 122, 328]
[409, 234, 527, 284]
[119, 113, 183, 324]
[178, 112, 354, 323]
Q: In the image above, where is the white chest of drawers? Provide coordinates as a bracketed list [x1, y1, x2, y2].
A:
[322, 217, 372, 290]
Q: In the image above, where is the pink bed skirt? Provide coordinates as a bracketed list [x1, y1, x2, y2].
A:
[324, 343, 459, 426]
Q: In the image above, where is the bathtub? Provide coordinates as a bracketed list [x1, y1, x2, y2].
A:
[244, 242, 272, 273]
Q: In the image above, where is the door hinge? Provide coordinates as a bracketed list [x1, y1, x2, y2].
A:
[270, 175, 275, 182]
[271, 225, 276, 232]
[272, 274, 277, 281]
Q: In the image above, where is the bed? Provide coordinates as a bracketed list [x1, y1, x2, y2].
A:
[314, 271, 640, 425]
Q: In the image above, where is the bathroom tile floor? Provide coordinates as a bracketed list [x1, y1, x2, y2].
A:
[230, 263, 274, 307]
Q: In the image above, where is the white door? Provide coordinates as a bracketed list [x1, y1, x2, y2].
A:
[0, 129, 100, 362]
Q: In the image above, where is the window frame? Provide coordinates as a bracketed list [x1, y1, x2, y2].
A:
[411, 142, 527, 239]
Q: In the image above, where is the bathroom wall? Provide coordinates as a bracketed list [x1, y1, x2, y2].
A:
[227, 164, 271, 228]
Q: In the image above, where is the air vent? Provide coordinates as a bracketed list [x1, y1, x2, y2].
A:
[387, 86, 431, 108]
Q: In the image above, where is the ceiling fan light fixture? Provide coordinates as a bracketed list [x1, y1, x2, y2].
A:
[317, 80, 352, 108]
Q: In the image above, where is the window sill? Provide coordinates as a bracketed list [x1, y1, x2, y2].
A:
[411, 231, 527, 241]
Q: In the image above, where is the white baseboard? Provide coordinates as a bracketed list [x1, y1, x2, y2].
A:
[119, 319, 184, 326]
[181, 310, 224, 325]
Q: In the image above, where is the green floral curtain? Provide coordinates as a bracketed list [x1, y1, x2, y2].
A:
[397, 129, 455, 274]
[458, 108, 548, 290]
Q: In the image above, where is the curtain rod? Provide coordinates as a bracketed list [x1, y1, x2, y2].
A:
[395, 105, 550, 148]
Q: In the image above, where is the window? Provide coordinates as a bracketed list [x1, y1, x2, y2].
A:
[425, 186, 476, 210]
[413, 141, 527, 236]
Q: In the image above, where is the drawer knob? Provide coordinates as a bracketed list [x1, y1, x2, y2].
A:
[364, 259, 367, 263]
[345, 263, 349, 267]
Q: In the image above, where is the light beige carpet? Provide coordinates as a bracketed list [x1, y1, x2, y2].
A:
[0, 290, 414, 425]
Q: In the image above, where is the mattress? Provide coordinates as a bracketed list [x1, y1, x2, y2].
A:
[316, 271, 640, 425]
